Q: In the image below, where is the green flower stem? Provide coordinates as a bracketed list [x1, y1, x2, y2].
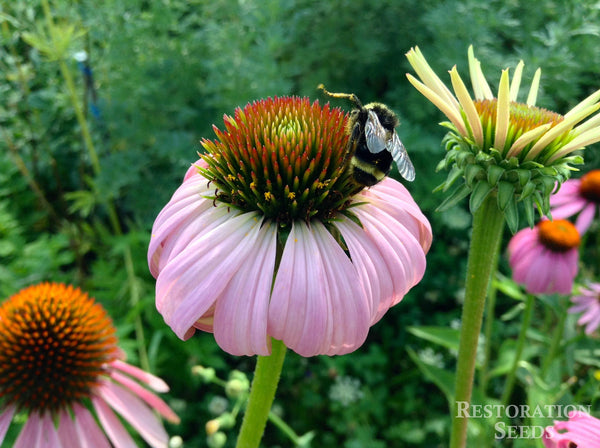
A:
[540, 298, 567, 377]
[500, 293, 535, 407]
[268, 411, 300, 445]
[450, 196, 505, 448]
[41, 0, 149, 373]
[236, 339, 287, 448]
[479, 254, 501, 398]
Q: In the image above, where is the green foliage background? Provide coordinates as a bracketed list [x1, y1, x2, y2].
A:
[2, 0, 600, 447]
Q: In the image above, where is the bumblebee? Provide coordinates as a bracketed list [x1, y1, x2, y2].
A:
[318, 84, 415, 186]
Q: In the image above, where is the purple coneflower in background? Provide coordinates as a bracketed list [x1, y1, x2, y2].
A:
[551, 169, 600, 234]
[508, 219, 580, 295]
[0, 282, 179, 448]
[569, 283, 600, 335]
[543, 411, 600, 447]
[148, 96, 432, 357]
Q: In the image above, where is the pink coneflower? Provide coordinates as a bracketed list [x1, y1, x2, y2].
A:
[543, 411, 600, 447]
[0, 282, 179, 448]
[508, 219, 580, 295]
[551, 170, 600, 234]
[569, 283, 600, 335]
[148, 96, 432, 357]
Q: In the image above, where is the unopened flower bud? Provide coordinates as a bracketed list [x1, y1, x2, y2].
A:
[207, 431, 227, 448]
[192, 366, 216, 383]
[225, 378, 248, 398]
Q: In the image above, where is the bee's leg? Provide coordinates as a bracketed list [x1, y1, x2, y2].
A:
[342, 122, 361, 166]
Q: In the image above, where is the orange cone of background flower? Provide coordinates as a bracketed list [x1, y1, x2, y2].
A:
[0, 282, 179, 448]
[148, 97, 432, 357]
[508, 219, 580, 295]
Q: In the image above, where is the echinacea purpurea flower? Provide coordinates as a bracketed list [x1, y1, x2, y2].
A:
[551, 169, 600, 233]
[0, 282, 179, 448]
[543, 411, 600, 447]
[508, 219, 580, 295]
[148, 96, 432, 357]
[569, 283, 600, 335]
[406, 45, 600, 232]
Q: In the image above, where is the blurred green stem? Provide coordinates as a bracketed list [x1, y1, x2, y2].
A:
[540, 297, 567, 377]
[479, 256, 501, 397]
[450, 196, 504, 448]
[500, 294, 535, 407]
[236, 339, 287, 448]
[41, 0, 149, 372]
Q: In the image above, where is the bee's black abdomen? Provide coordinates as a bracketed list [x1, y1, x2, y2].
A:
[350, 148, 392, 187]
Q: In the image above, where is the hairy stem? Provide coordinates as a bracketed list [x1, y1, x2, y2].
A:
[449, 196, 505, 448]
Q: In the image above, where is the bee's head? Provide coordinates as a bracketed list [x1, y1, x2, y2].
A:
[365, 103, 399, 131]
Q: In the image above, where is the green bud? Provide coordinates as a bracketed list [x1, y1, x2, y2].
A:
[207, 432, 227, 448]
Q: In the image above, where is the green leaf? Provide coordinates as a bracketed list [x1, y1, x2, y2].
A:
[406, 347, 455, 403]
[492, 273, 526, 300]
[407, 326, 461, 352]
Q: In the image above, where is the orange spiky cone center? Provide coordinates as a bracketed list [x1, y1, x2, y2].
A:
[0, 283, 118, 414]
[537, 219, 581, 252]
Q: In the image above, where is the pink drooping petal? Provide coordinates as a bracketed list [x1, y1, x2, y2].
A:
[268, 221, 370, 356]
[72, 403, 112, 448]
[364, 178, 433, 252]
[183, 159, 206, 181]
[548, 411, 600, 447]
[551, 251, 578, 294]
[0, 404, 15, 445]
[355, 206, 427, 322]
[98, 380, 169, 448]
[575, 202, 597, 234]
[40, 413, 62, 448]
[213, 221, 277, 355]
[111, 359, 169, 393]
[156, 211, 267, 339]
[550, 199, 587, 220]
[336, 216, 390, 320]
[148, 175, 223, 277]
[522, 250, 554, 294]
[109, 370, 180, 423]
[14, 412, 42, 448]
[311, 221, 370, 354]
[92, 396, 137, 448]
[57, 409, 80, 448]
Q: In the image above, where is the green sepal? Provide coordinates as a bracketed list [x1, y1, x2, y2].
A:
[487, 165, 505, 186]
[475, 151, 494, 165]
[515, 169, 531, 188]
[497, 181, 515, 211]
[521, 195, 535, 228]
[504, 199, 519, 234]
[436, 184, 471, 212]
[444, 165, 465, 191]
[465, 164, 484, 187]
[457, 150, 475, 167]
[520, 181, 536, 200]
[469, 181, 494, 214]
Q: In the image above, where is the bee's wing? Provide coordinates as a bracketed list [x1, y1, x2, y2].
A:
[388, 131, 415, 181]
[365, 110, 388, 154]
